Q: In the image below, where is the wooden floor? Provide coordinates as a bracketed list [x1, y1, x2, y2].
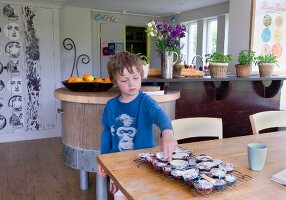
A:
[0, 137, 112, 200]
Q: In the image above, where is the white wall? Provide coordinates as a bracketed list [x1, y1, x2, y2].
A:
[217, 14, 227, 53]
[177, 2, 229, 22]
[228, 0, 252, 73]
[59, 6, 93, 80]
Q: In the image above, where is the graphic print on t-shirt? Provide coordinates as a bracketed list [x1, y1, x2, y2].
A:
[111, 114, 137, 152]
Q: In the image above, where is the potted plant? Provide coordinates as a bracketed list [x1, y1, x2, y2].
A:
[137, 53, 150, 79]
[255, 54, 278, 77]
[235, 50, 256, 77]
[205, 52, 232, 78]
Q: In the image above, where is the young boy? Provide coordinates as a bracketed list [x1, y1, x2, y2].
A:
[99, 51, 177, 199]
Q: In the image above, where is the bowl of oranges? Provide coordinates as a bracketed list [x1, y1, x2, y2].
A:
[62, 74, 114, 92]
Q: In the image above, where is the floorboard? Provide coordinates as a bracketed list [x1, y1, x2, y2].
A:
[0, 142, 8, 200]
[0, 137, 113, 200]
[7, 142, 26, 200]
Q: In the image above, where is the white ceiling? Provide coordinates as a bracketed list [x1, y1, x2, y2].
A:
[7, 0, 229, 16]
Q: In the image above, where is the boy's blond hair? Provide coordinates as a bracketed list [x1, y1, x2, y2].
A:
[107, 51, 143, 83]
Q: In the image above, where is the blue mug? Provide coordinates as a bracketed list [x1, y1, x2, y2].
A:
[248, 143, 267, 171]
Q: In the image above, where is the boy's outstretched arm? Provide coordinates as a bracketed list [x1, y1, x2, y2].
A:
[160, 129, 178, 161]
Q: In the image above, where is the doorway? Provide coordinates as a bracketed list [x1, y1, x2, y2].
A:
[125, 26, 148, 57]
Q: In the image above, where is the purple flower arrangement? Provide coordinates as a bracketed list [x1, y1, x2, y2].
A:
[146, 20, 187, 53]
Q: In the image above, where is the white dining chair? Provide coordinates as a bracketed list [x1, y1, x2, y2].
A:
[249, 111, 286, 134]
[171, 117, 223, 141]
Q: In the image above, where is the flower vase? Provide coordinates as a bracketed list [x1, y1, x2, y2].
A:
[161, 51, 178, 79]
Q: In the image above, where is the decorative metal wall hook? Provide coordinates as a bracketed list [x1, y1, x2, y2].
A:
[76, 54, 90, 76]
[63, 38, 76, 77]
[63, 38, 90, 77]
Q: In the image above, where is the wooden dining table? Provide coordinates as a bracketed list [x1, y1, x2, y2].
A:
[97, 131, 286, 200]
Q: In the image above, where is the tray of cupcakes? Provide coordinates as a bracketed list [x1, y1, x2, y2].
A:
[137, 147, 252, 197]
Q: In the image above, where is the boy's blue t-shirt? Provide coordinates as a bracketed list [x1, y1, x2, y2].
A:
[100, 91, 172, 154]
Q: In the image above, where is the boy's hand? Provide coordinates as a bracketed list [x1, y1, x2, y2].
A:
[98, 164, 107, 177]
[160, 129, 178, 161]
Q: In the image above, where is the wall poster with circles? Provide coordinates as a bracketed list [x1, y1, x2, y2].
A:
[250, 0, 286, 73]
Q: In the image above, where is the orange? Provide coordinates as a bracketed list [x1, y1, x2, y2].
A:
[83, 73, 91, 81]
[94, 77, 104, 83]
[85, 75, 94, 82]
[104, 77, 112, 83]
[74, 77, 84, 82]
[68, 76, 77, 82]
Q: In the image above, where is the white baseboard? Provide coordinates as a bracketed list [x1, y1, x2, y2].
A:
[0, 130, 61, 143]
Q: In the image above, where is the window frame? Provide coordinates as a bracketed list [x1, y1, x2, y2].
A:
[206, 17, 218, 54]
[181, 21, 198, 64]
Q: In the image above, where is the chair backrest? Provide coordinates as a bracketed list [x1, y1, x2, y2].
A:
[249, 111, 286, 134]
[171, 117, 223, 140]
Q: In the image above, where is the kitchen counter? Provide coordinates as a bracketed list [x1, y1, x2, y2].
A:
[142, 74, 286, 82]
[142, 75, 286, 138]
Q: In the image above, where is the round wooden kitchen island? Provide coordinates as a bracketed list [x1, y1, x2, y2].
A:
[54, 87, 180, 197]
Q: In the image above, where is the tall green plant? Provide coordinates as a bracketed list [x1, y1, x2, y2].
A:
[256, 54, 277, 65]
[205, 52, 232, 63]
[237, 50, 256, 65]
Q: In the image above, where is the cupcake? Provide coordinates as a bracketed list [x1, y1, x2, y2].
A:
[224, 174, 237, 186]
[182, 168, 199, 185]
[145, 155, 155, 165]
[156, 152, 168, 162]
[162, 165, 173, 176]
[188, 159, 197, 168]
[173, 147, 192, 155]
[196, 155, 213, 163]
[212, 159, 223, 167]
[171, 169, 185, 180]
[197, 161, 215, 172]
[219, 163, 235, 173]
[213, 179, 226, 190]
[170, 159, 188, 170]
[152, 159, 168, 171]
[172, 152, 189, 160]
[138, 152, 154, 162]
[193, 179, 214, 196]
[210, 168, 226, 179]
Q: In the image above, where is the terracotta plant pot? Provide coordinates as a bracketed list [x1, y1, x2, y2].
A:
[235, 64, 251, 77]
[258, 63, 274, 77]
[208, 63, 228, 78]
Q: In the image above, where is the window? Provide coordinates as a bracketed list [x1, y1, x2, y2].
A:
[206, 18, 217, 54]
[181, 22, 197, 64]
[182, 15, 228, 66]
